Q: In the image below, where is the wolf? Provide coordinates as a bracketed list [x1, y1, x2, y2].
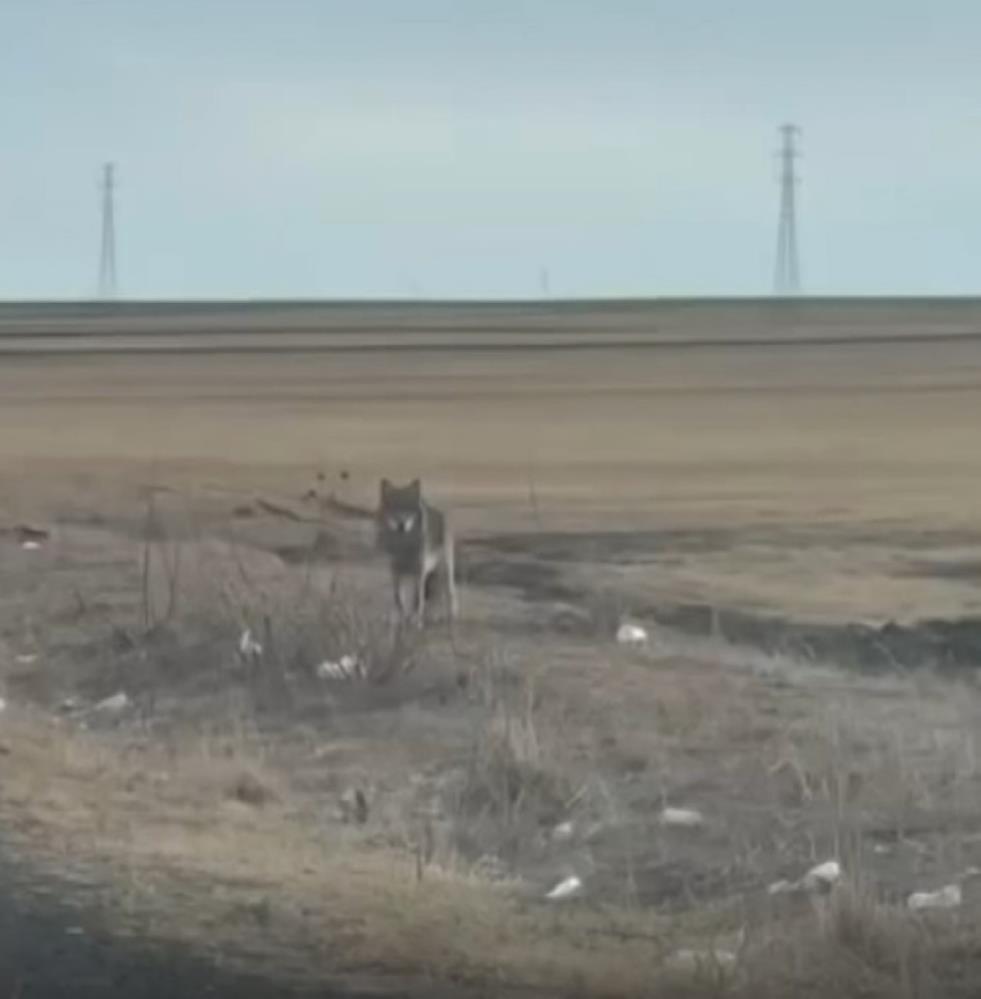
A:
[376, 478, 458, 625]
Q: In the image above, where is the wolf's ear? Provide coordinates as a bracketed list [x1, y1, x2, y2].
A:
[379, 478, 391, 498]
[409, 478, 422, 498]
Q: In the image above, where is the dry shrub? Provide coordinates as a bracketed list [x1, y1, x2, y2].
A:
[585, 586, 635, 639]
[445, 667, 575, 867]
[739, 883, 947, 999]
[0, 710, 690, 997]
[6, 710, 981, 997]
[98, 522, 423, 714]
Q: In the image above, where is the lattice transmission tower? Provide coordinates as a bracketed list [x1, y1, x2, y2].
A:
[98, 162, 117, 299]
[773, 124, 801, 295]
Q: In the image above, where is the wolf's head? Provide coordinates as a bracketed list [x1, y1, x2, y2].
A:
[378, 478, 423, 538]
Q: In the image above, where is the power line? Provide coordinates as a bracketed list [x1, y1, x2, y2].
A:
[774, 124, 801, 295]
[98, 162, 117, 299]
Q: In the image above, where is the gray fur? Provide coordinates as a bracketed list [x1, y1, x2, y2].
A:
[376, 478, 458, 625]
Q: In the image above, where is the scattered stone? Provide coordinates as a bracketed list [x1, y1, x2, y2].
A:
[238, 629, 263, 659]
[908, 884, 961, 912]
[545, 874, 583, 902]
[659, 807, 705, 829]
[20, 540, 42, 552]
[229, 771, 278, 808]
[93, 692, 129, 715]
[15, 653, 38, 665]
[616, 621, 649, 646]
[0, 698, 7, 713]
[802, 860, 842, 894]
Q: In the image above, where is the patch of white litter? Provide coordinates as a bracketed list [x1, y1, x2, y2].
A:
[616, 622, 648, 645]
[659, 807, 705, 828]
[908, 884, 961, 912]
[238, 629, 263, 658]
[545, 875, 583, 901]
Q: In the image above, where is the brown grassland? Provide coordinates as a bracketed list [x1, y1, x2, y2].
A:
[3, 300, 981, 996]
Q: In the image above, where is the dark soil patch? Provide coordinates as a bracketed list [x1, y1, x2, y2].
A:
[459, 551, 579, 602]
[468, 530, 981, 675]
[470, 528, 736, 565]
[0, 855, 502, 999]
[0, 871, 318, 998]
[652, 601, 981, 675]
[902, 558, 981, 583]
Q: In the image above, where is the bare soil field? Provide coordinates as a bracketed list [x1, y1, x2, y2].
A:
[3, 300, 981, 996]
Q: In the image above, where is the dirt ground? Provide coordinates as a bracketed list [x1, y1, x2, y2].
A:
[3, 301, 981, 997]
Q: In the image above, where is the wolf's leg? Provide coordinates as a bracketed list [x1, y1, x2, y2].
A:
[445, 541, 459, 620]
[391, 570, 405, 618]
[415, 567, 427, 626]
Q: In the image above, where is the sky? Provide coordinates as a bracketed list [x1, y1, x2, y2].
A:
[1, 0, 980, 300]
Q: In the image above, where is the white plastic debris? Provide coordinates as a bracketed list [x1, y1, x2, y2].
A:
[659, 807, 705, 829]
[15, 654, 37, 665]
[668, 949, 737, 974]
[767, 878, 798, 896]
[93, 691, 129, 715]
[802, 860, 842, 893]
[316, 654, 364, 681]
[616, 622, 649, 646]
[238, 629, 263, 658]
[20, 540, 42, 551]
[551, 821, 575, 843]
[545, 874, 583, 901]
[340, 654, 362, 677]
[908, 884, 962, 912]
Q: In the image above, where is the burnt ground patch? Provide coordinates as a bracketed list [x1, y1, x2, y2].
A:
[901, 558, 981, 582]
[465, 530, 981, 676]
[0, 854, 496, 999]
[651, 601, 981, 676]
[0, 869, 317, 999]
[458, 550, 580, 602]
[474, 524, 981, 567]
[469, 527, 738, 564]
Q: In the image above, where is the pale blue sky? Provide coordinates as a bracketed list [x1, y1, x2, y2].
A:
[2, 0, 979, 299]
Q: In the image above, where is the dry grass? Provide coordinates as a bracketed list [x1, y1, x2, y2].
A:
[0, 708, 705, 997]
[3, 690, 979, 998]
[4, 308, 981, 994]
